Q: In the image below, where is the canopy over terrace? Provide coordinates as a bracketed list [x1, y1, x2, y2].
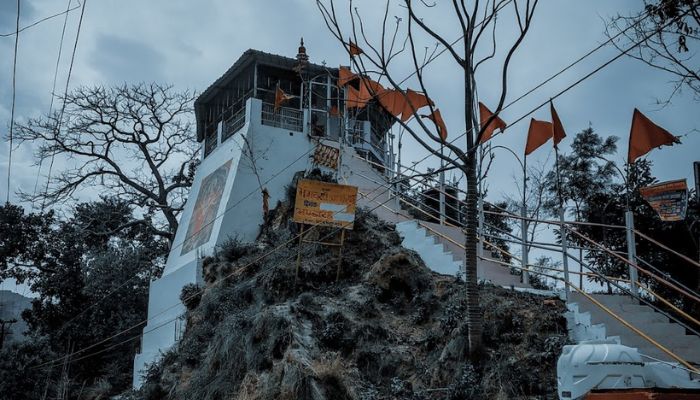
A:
[193, 47, 395, 166]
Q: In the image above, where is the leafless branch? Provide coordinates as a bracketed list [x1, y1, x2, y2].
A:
[15, 83, 199, 242]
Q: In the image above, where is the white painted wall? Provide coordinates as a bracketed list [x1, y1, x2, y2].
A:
[133, 98, 323, 387]
[217, 99, 315, 245]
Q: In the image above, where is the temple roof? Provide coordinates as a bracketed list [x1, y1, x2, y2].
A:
[194, 49, 335, 141]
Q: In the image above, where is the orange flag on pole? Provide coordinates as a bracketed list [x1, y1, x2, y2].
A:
[550, 101, 566, 147]
[421, 109, 448, 141]
[628, 108, 680, 163]
[525, 118, 553, 156]
[400, 89, 432, 122]
[274, 87, 293, 112]
[478, 102, 507, 143]
[348, 41, 363, 56]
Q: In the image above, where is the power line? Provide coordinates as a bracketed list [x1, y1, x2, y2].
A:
[28, 3, 668, 356]
[27, 2, 679, 370]
[32, 0, 73, 210]
[33, 161, 397, 370]
[6, 0, 21, 204]
[41, 0, 88, 211]
[0, 1, 81, 38]
[406, 5, 677, 172]
[42, 142, 319, 343]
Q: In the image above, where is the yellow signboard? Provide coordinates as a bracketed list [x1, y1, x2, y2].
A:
[293, 179, 358, 229]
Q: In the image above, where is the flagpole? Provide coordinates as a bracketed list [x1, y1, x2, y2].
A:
[625, 161, 639, 297]
[521, 154, 529, 286]
[439, 144, 446, 225]
[553, 143, 571, 300]
[477, 144, 484, 259]
[338, 78, 344, 182]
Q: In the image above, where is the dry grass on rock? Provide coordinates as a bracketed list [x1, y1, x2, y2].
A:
[131, 201, 567, 400]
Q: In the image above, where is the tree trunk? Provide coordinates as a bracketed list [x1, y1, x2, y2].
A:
[163, 208, 179, 245]
[463, 157, 482, 354]
[463, 61, 482, 355]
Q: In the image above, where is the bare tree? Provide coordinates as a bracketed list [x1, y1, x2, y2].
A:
[317, 0, 540, 353]
[16, 83, 199, 243]
[606, 0, 699, 104]
[502, 159, 551, 254]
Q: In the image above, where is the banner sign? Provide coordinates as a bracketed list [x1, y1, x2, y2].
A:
[293, 179, 358, 229]
[313, 143, 340, 170]
[639, 179, 688, 222]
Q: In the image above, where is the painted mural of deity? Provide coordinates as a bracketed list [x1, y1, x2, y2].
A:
[181, 160, 232, 255]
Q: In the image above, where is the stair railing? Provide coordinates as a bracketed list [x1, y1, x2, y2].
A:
[354, 154, 700, 332]
[357, 176, 700, 368]
[479, 237, 700, 374]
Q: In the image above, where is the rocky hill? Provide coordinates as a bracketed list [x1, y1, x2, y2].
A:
[130, 199, 568, 400]
[0, 290, 31, 345]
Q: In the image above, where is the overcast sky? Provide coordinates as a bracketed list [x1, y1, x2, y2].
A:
[1, 1, 698, 292]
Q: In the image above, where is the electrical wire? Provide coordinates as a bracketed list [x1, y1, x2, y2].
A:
[27, 3, 689, 370]
[403, 5, 666, 171]
[44, 142, 319, 341]
[0, 0, 81, 37]
[32, 161, 398, 370]
[31, 0, 73, 210]
[41, 0, 88, 212]
[6, 0, 21, 204]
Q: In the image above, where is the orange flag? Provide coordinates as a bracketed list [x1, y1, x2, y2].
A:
[338, 66, 358, 87]
[346, 85, 370, 109]
[628, 108, 680, 163]
[274, 87, 293, 112]
[377, 90, 404, 117]
[478, 102, 507, 143]
[359, 78, 385, 99]
[400, 89, 432, 122]
[550, 101, 566, 147]
[525, 118, 553, 156]
[348, 41, 363, 56]
[422, 109, 448, 141]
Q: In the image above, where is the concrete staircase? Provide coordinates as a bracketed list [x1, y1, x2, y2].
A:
[395, 220, 527, 288]
[396, 220, 462, 276]
[566, 292, 700, 365]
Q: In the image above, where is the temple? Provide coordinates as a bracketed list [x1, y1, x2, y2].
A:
[132, 43, 400, 386]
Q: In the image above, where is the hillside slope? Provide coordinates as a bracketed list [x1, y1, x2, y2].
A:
[131, 200, 567, 400]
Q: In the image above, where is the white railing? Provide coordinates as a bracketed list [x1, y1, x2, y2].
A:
[261, 103, 303, 132]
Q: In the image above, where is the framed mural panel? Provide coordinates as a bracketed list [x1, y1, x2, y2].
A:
[640, 179, 688, 222]
[181, 160, 232, 255]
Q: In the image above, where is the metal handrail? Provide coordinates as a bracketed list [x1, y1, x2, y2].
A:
[571, 285, 698, 373]
[222, 106, 246, 142]
[261, 102, 303, 132]
[639, 282, 700, 329]
[356, 152, 698, 332]
[480, 237, 700, 373]
[358, 171, 700, 344]
[204, 129, 217, 156]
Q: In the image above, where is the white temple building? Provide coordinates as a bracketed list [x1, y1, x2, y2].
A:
[131, 41, 537, 387]
[132, 43, 400, 387]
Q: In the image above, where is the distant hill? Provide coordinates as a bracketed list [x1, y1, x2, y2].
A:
[0, 290, 32, 345]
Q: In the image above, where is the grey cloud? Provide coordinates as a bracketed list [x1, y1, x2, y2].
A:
[89, 34, 165, 83]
